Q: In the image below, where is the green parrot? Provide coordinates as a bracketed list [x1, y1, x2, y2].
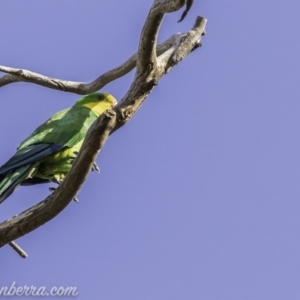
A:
[0, 92, 117, 204]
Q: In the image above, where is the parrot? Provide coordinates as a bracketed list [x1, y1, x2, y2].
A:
[0, 92, 117, 204]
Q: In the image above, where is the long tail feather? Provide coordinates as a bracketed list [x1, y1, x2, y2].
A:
[0, 165, 31, 204]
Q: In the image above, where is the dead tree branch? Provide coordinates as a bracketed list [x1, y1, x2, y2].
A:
[0, 34, 181, 94]
[0, 0, 207, 256]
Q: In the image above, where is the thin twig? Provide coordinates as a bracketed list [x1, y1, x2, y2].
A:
[9, 241, 28, 258]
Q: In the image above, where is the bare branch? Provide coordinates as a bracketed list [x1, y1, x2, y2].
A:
[9, 241, 28, 258]
[115, 16, 207, 132]
[0, 34, 181, 94]
[159, 16, 207, 75]
[136, 0, 190, 75]
[0, 0, 207, 255]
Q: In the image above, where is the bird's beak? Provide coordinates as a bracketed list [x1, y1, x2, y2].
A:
[109, 96, 118, 108]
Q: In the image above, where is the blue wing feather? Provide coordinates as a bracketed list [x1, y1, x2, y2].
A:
[0, 143, 63, 175]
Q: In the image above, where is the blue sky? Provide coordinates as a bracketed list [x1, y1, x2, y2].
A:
[1, 1, 300, 299]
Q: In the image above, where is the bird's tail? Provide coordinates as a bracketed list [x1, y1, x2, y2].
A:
[0, 165, 31, 204]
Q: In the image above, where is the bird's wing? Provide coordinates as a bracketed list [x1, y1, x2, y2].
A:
[0, 165, 32, 203]
[0, 106, 97, 176]
[0, 143, 63, 175]
[19, 106, 97, 149]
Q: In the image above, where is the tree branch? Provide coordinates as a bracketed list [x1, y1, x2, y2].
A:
[8, 241, 28, 258]
[0, 34, 181, 94]
[0, 0, 207, 256]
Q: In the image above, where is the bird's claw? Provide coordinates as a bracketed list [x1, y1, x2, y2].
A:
[91, 162, 100, 173]
[73, 151, 100, 173]
[53, 178, 63, 185]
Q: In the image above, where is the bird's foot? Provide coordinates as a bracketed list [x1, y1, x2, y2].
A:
[91, 161, 100, 173]
[73, 150, 100, 173]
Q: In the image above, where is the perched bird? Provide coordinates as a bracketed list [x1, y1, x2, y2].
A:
[0, 92, 117, 203]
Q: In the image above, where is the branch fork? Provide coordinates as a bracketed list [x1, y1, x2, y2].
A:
[0, 0, 207, 258]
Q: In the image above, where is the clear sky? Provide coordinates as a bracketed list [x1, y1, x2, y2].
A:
[1, 1, 300, 299]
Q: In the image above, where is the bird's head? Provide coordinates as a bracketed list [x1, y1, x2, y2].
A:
[75, 92, 118, 111]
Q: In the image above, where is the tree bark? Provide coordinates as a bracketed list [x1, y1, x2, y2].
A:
[0, 0, 207, 256]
